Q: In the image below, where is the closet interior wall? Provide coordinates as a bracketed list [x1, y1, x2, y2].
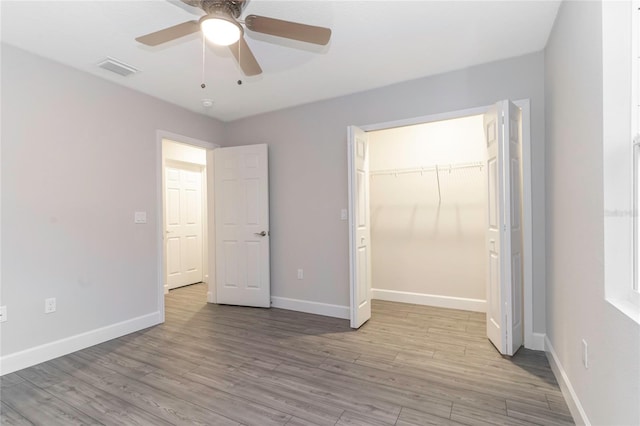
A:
[368, 115, 487, 310]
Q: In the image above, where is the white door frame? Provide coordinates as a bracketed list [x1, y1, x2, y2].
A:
[156, 130, 219, 323]
[348, 99, 536, 349]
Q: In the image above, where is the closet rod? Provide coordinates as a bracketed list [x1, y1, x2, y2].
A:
[369, 161, 484, 177]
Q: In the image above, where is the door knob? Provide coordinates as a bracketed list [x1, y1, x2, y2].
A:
[255, 231, 268, 237]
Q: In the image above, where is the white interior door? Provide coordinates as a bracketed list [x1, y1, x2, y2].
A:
[165, 165, 203, 290]
[484, 100, 524, 356]
[214, 144, 270, 307]
[348, 126, 372, 328]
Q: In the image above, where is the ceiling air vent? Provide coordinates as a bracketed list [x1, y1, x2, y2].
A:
[97, 57, 139, 77]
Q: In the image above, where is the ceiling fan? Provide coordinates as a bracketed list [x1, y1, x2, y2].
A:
[136, 0, 332, 76]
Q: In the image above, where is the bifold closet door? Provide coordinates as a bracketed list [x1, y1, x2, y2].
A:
[484, 100, 524, 356]
[348, 126, 372, 328]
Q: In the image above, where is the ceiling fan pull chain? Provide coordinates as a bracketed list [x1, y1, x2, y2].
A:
[200, 32, 206, 89]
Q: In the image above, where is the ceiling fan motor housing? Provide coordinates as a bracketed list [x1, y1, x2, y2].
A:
[184, 0, 248, 18]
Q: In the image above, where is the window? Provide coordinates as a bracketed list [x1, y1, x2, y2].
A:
[603, 0, 640, 324]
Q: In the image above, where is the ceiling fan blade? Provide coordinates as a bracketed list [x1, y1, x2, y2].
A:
[229, 37, 262, 76]
[136, 20, 200, 46]
[245, 15, 331, 45]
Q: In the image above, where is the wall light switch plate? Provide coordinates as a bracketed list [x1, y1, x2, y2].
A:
[0, 306, 7, 323]
[341, 209, 348, 221]
[134, 211, 147, 224]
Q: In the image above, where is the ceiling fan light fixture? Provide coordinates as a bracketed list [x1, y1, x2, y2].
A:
[200, 14, 242, 46]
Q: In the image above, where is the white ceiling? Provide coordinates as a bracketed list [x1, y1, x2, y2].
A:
[1, 0, 560, 122]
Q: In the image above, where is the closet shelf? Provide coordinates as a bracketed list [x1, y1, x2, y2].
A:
[369, 161, 484, 177]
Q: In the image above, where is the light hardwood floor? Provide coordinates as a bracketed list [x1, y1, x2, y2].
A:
[1, 283, 573, 425]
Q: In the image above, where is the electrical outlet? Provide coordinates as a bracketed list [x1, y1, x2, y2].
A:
[297, 268, 304, 280]
[134, 211, 147, 224]
[45, 298, 56, 314]
[582, 339, 588, 369]
[0, 306, 6, 323]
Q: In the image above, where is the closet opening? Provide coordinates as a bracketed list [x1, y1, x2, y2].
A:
[368, 114, 487, 314]
[348, 100, 533, 355]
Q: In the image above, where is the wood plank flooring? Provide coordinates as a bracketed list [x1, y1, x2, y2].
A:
[1, 283, 574, 425]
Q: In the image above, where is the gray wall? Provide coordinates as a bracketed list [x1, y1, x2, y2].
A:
[224, 52, 547, 333]
[0, 44, 224, 356]
[545, 1, 640, 424]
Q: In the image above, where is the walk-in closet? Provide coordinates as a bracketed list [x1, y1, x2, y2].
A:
[368, 114, 487, 313]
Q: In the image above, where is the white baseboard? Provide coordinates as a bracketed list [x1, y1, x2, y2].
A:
[164, 284, 169, 295]
[372, 289, 486, 313]
[207, 291, 215, 303]
[271, 296, 349, 319]
[545, 336, 589, 426]
[529, 332, 546, 351]
[0, 311, 162, 376]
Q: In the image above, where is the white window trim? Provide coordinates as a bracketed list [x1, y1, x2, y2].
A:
[603, 0, 640, 325]
[634, 1, 640, 293]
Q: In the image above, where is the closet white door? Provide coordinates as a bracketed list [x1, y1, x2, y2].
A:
[484, 100, 524, 356]
[348, 126, 372, 328]
[214, 144, 270, 308]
